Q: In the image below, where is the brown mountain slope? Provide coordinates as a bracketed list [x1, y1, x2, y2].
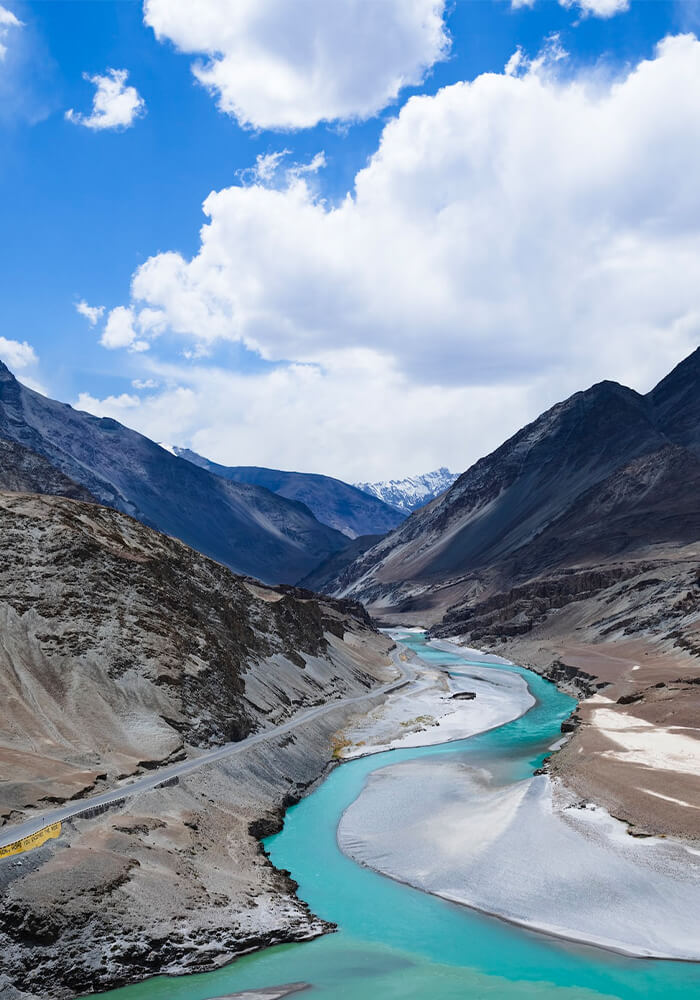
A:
[0, 491, 395, 999]
[0, 491, 392, 821]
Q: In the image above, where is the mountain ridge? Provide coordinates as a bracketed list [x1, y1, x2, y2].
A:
[170, 447, 405, 539]
[0, 363, 349, 585]
[327, 350, 700, 618]
[0, 488, 394, 999]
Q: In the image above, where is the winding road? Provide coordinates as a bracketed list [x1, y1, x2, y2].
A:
[0, 649, 413, 851]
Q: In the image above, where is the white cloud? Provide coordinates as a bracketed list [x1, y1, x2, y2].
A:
[132, 377, 158, 390]
[0, 6, 19, 25]
[505, 33, 569, 78]
[101, 306, 150, 352]
[66, 68, 145, 131]
[75, 353, 540, 480]
[0, 336, 37, 370]
[244, 149, 290, 184]
[238, 148, 327, 188]
[288, 150, 326, 180]
[561, 0, 629, 17]
[0, 4, 21, 60]
[143, 0, 450, 130]
[96, 34, 700, 478]
[514, 0, 629, 16]
[75, 299, 105, 326]
[76, 391, 140, 415]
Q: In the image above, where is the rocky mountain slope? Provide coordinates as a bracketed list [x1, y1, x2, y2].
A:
[0, 437, 94, 501]
[331, 350, 700, 620]
[0, 490, 395, 998]
[298, 533, 384, 595]
[172, 447, 404, 538]
[354, 467, 458, 514]
[0, 363, 348, 584]
[0, 491, 391, 820]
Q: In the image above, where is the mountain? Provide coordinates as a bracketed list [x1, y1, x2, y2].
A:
[171, 447, 405, 539]
[329, 351, 700, 621]
[0, 489, 394, 998]
[0, 364, 349, 584]
[0, 491, 388, 819]
[437, 441, 700, 641]
[648, 345, 700, 452]
[0, 436, 94, 501]
[297, 533, 384, 594]
[354, 467, 458, 514]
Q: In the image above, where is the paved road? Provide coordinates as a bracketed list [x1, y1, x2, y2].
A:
[0, 649, 413, 850]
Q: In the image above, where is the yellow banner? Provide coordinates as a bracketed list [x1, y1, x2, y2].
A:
[0, 821, 62, 860]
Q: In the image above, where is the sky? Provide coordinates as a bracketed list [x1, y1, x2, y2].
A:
[2, 0, 700, 481]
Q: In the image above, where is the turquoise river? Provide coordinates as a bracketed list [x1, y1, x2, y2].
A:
[102, 633, 700, 1000]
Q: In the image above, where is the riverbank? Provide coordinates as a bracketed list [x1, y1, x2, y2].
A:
[338, 636, 700, 961]
[425, 550, 700, 842]
[463, 632, 700, 840]
[0, 631, 399, 1000]
[339, 762, 700, 960]
[333, 635, 534, 758]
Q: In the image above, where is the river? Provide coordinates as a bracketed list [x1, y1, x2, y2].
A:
[101, 633, 700, 1000]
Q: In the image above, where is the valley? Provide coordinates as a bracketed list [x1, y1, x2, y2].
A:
[1, 350, 699, 999]
[91, 634, 700, 1000]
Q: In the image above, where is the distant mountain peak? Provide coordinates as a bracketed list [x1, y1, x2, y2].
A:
[354, 467, 458, 515]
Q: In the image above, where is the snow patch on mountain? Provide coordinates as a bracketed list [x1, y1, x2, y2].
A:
[354, 467, 458, 514]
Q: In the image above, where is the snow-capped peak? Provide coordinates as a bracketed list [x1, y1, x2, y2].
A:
[354, 467, 458, 515]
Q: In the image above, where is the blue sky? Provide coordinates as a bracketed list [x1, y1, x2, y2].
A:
[1, 0, 699, 479]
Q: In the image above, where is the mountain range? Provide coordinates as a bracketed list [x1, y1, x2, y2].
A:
[327, 348, 700, 625]
[323, 347, 700, 843]
[169, 447, 404, 538]
[0, 363, 353, 585]
[354, 467, 458, 514]
[2, 346, 700, 999]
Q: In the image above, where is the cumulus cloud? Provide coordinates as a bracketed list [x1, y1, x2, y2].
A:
[75, 353, 541, 481]
[94, 34, 700, 476]
[101, 306, 150, 352]
[76, 391, 141, 415]
[66, 68, 145, 130]
[0, 336, 37, 370]
[117, 36, 700, 378]
[143, 0, 450, 130]
[75, 299, 105, 325]
[0, 4, 21, 60]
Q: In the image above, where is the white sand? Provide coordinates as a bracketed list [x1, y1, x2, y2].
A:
[337, 638, 700, 958]
[339, 763, 700, 959]
[592, 704, 700, 777]
[336, 657, 533, 759]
